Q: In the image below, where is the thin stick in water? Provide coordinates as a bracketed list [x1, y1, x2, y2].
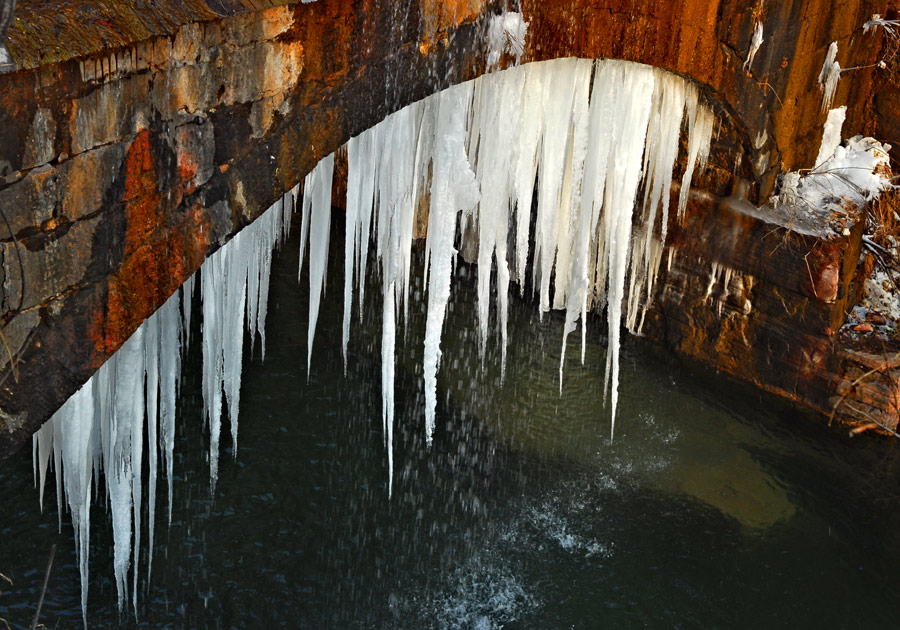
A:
[30, 544, 55, 630]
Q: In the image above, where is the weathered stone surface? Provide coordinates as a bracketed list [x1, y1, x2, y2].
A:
[1, 214, 99, 312]
[21, 107, 55, 169]
[70, 75, 152, 155]
[57, 142, 128, 221]
[0, 163, 58, 236]
[638, 184, 891, 433]
[0, 308, 39, 374]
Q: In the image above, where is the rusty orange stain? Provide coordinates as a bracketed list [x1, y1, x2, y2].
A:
[88, 129, 210, 367]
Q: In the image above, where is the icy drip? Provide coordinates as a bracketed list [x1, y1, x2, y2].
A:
[33, 196, 291, 620]
[815, 106, 847, 168]
[744, 22, 764, 71]
[819, 42, 841, 112]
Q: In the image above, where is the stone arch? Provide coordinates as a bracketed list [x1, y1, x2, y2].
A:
[0, 0, 893, 463]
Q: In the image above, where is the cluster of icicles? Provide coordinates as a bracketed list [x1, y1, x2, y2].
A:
[33, 57, 713, 621]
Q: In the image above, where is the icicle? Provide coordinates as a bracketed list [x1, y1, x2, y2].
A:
[59, 383, 94, 627]
[181, 273, 194, 349]
[299, 154, 334, 375]
[560, 61, 618, 383]
[677, 92, 714, 221]
[201, 247, 225, 486]
[343, 135, 363, 371]
[159, 290, 182, 525]
[512, 62, 546, 289]
[471, 65, 524, 373]
[625, 70, 687, 333]
[143, 307, 159, 588]
[551, 59, 593, 312]
[600, 63, 655, 439]
[533, 58, 580, 316]
[423, 82, 480, 444]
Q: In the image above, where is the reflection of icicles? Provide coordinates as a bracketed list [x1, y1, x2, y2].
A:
[35, 196, 292, 620]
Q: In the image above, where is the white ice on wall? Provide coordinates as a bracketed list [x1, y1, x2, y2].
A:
[780, 135, 893, 221]
[818, 42, 841, 112]
[33, 195, 291, 620]
[486, 12, 529, 68]
[863, 14, 900, 36]
[744, 22, 764, 71]
[815, 106, 847, 168]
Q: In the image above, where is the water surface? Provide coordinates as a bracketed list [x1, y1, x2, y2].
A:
[2, 226, 900, 629]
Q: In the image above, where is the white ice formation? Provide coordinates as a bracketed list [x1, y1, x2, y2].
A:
[487, 12, 529, 68]
[776, 112, 894, 237]
[33, 58, 716, 620]
[815, 106, 847, 168]
[744, 22, 764, 71]
[780, 135, 893, 218]
[33, 191, 294, 621]
[863, 14, 900, 36]
[818, 42, 841, 112]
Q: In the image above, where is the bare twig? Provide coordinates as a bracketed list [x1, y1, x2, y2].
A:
[845, 404, 900, 438]
[30, 544, 55, 630]
[829, 366, 883, 425]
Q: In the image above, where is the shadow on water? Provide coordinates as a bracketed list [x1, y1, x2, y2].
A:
[2, 211, 900, 628]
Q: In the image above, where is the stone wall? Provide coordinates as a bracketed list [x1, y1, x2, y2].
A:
[0, 0, 898, 464]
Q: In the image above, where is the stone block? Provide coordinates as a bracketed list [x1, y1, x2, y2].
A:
[2, 215, 100, 312]
[0, 309, 40, 373]
[172, 22, 203, 66]
[249, 94, 291, 139]
[175, 118, 216, 191]
[57, 143, 128, 222]
[70, 74, 151, 155]
[0, 165, 60, 237]
[21, 108, 56, 169]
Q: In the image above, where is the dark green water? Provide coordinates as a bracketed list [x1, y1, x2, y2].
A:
[3, 223, 900, 629]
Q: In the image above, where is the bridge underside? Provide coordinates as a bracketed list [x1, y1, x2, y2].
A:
[0, 0, 898, 465]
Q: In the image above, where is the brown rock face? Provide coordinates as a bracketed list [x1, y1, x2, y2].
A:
[0, 0, 899, 465]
